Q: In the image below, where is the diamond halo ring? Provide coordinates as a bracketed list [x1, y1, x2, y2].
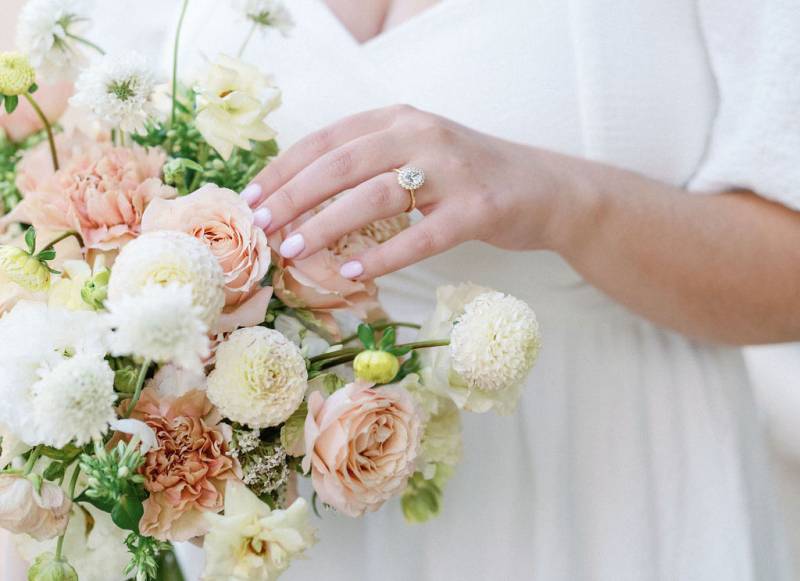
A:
[394, 166, 425, 213]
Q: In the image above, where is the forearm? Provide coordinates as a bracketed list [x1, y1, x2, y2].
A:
[550, 158, 800, 345]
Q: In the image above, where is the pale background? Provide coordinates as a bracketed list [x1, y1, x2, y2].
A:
[0, 1, 799, 578]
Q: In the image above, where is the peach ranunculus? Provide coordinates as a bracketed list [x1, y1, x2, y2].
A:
[302, 381, 421, 517]
[128, 387, 241, 542]
[271, 212, 408, 339]
[0, 82, 72, 142]
[141, 184, 272, 332]
[0, 474, 71, 540]
[2, 130, 175, 251]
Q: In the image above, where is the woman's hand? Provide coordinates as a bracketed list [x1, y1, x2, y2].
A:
[245, 104, 576, 279]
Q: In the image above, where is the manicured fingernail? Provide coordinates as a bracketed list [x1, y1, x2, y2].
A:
[340, 260, 364, 279]
[280, 233, 305, 258]
[253, 207, 272, 229]
[240, 183, 262, 206]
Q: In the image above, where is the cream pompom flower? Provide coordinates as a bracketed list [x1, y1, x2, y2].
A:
[16, 0, 92, 80]
[203, 480, 316, 581]
[0, 52, 36, 96]
[194, 54, 281, 160]
[207, 327, 307, 428]
[71, 52, 157, 133]
[30, 352, 116, 448]
[241, 0, 295, 36]
[107, 230, 226, 329]
[106, 283, 210, 371]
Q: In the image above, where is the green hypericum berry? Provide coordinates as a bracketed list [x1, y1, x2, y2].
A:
[353, 350, 400, 384]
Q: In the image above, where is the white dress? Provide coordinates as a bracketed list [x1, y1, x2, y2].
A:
[5, 0, 798, 579]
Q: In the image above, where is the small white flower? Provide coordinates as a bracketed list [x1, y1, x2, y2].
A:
[207, 326, 307, 428]
[110, 418, 157, 453]
[106, 283, 209, 371]
[107, 230, 226, 329]
[16, 0, 92, 80]
[203, 480, 316, 581]
[70, 52, 157, 133]
[0, 301, 107, 445]
[241, 0, 295, 36]
[194, 54, 281, 160]
[30, 352, 116, 448]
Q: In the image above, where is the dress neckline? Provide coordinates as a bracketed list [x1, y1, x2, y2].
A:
[319, 0, 456, 48]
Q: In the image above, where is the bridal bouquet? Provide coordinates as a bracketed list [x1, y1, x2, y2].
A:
[0, 1, 542, 580]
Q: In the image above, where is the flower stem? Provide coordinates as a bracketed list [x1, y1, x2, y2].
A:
[171, 0, 190, 127]
[55, 465, 82, 560]
[39, 231, 84, 254]
[22, 447, 41, 475]
[237, 21, 258, 57]
[311, 339, 450, 371]
[341, 322, 422, 344]
[22, 92, 59, 171]
[64, 32, 106, 55]
[124, 360, 151, 418]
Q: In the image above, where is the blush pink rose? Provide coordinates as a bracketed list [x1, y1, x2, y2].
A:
[128, 388, 241, 542]
[302, 381, 421, 517]
[141, 184, 272, 332]
[0, 82, 72, 142]
[271, 213, 408, 339]
[3, 130, 175, 250]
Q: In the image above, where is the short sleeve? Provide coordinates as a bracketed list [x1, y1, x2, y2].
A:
[689, 0, 800, 211]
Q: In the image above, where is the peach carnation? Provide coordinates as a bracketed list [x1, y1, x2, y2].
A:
[271, 212, 407, 339]
[4, 130, 175, 250]
[128, 388, 241, 542]
[302, 381, 421, 517]
[141, 184, 272, 332]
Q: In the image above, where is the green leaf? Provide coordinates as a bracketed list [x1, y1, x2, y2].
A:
[40, 444, 83, 463]
[75, 491, 116, 513]
[394, 351, 421, 382]
[357, 324, 375, 350]
[388, 345, 412, 357]
[379, 326, 396, 351]
[4, 95, 18, 114]
[112, 494, 145, 531]
[28, 83, 38, 94]
[24, 226, 36, 254]
[43, 461, 67, 481]
[36, 249, 56, 262]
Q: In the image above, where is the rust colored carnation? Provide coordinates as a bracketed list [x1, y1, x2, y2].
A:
[128, 387, 241, 542]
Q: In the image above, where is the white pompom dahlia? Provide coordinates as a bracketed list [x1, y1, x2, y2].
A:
[107, 231, 225, 329]
[106, 283, 210, 371]
[30, 353, 116, 448]
[207, 327, 307, 428]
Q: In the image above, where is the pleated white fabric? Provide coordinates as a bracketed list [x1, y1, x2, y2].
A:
[3, 1, 793, 580]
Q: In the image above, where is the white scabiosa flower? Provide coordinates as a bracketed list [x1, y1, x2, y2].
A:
[0, 301, 108, 446]
[207, 327, 307, 428]
[70, 52, 157, 133]
[30, 352, 116, 448]
[16, 0, 92, 80]
[106, 283, 210, 371]
[240, 0, 295, 36]
[107, 231, 226, 329]
[194, 55, 280, 160]
[204, 481, 315, 581]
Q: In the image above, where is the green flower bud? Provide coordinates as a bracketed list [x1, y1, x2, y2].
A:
[80, 267, 109, 310]
[0, 52, 35, 96]
[27, 553, 78, 581]
[0, 245, 50, 291]
[353, 350, 400, 384]
[401, 472, 443, 524]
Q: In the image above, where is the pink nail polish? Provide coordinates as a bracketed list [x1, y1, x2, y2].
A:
[253, 208, 272, 229]
[240, 183, 262, 206]
[340, 260, 364, 279]
[280, 233, 305, 258]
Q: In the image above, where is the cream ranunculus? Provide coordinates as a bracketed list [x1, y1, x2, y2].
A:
[302, 381, 422, 517]
[0, 245, 50, 292]
[203, 480, 316, 581]
[0, 475, 71, 540]
[141, 184, 272, 332]
[194, 55, 281, 160]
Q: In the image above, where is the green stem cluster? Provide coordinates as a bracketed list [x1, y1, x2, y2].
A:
[309, 339, 450, 371]
[124, 360, 152, 418]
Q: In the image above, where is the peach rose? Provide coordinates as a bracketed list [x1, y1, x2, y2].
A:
[3, 130, 175, 250]
[0, 474, 71, 540]
[271, 213, 407, 339]
[302, 381, 421, 517]
[141, 185, 272, 332]
[128, 388, 241, 542]
[0, 82, 72, 142]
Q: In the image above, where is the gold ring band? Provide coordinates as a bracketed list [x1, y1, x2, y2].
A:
[395, 167, 425, 214]
[404, 188, 417, 213]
